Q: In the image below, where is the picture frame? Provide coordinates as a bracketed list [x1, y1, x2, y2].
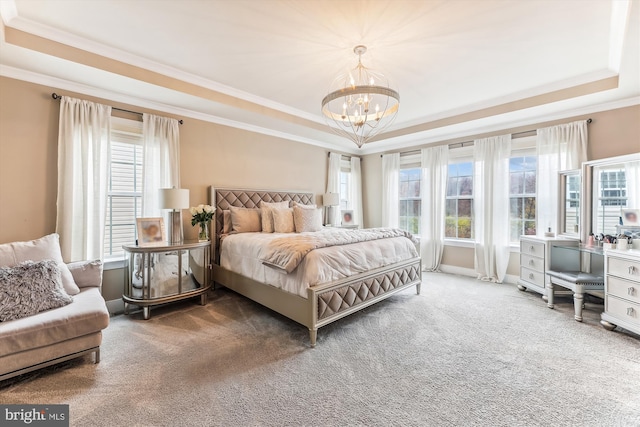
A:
[621, 209, 640, 226]
[136, 217, 166, 246]
[341, 209, 355, 226]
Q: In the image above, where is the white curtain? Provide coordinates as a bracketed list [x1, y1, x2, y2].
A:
[350, 156, 364, 227]
[326, 152, 341, 225]
[142, 113, 181, 217]
[474, 134, 512, 283]
[381, 153, 400, 228]
[625, 161, 640, 210]
[56, 97, 112, 262]
[420, 146, 448, 271]
[536, 120, 588, 234]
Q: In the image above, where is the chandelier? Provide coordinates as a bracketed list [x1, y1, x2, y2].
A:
[321, 45, 400, 148]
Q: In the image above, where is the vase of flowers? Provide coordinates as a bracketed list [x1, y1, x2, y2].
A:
[190, 204, 215, 242]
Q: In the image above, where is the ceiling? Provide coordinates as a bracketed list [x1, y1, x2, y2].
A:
[0, 0, 638, 154]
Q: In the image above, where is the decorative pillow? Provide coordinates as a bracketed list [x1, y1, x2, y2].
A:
[67, 259, 103, 288]
[0, 234, 80, 296]
[0, 260, 73, 322]
[260, 201, 290, 233]
[292, 202, 317, 209]
[273, 208, 295, 233]
[293, 206, 323, 233]
[222, 210, 232, 234]
[229, 206, 262, 233]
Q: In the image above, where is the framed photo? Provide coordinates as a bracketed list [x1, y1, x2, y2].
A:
[621, 209, 640, 226]
[136, 217, 166, 246]
[341, 210, 354, 226]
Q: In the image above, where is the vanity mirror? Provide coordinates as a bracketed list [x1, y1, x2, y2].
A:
[581, 153, 640, 242]
[558, 170, 580, 237]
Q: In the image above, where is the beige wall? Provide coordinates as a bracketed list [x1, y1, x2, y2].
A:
[1, 75, 638, 301]
[362, 104, 640, 275]
[0, 76, 329, 304]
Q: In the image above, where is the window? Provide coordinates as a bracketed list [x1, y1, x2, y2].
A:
[103, 118, 143, 259]
[399, 168, 421, 234]
[338, 157, 352, 210]
[445, 162, 473, 239]
[509, 155, 537, 242]
[594, 165, 627, 235]
[339, 170, 350, 210]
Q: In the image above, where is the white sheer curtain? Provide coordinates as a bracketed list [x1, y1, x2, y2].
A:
[474, 134, 512, 283]
[625, 161, 640, 210]
[56, 96, 111, 262]
[350, 156, 364, 227]
[142, 113, 181, 217]
[381, 153, 400, 228]
[420, 145, 448, 271]
[536, 120, 588, 234]
[326, 152, 341, 226]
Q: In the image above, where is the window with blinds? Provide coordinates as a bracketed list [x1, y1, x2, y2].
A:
[104, 118, 143, 259]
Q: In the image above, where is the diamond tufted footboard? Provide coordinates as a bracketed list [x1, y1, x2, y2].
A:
[308, 257, 421, 346]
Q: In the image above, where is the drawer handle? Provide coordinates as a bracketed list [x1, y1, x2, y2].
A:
[529, 273, 535, 280]
[529, 260, 535, 267]
[627, 307, 635, 317]
[629, 266, 638, 275]
[529, 245, 535, 253]
[629, 287, 637, 296]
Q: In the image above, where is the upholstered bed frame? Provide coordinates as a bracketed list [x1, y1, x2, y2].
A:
[209, 187, 422, 346]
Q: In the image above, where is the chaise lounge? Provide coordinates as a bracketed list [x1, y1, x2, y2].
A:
[0, 234, 110, 381]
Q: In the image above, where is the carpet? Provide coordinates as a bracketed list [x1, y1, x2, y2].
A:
[1, 272, 639, 427]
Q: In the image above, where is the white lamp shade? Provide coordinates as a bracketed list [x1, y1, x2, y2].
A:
[323, 192, 340, 207]
[159, 188, 189, 210]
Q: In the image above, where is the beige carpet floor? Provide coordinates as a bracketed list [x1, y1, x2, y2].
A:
[1, 272, 639, 426]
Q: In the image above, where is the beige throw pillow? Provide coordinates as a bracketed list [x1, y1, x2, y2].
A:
[222, 210, 232, 234]
[273, 208, 295, 233]
[293, 206, 323, 233]
[260, 201, 290, 233]
[0, 233, 80, 295]
[229, 206, 262, 233]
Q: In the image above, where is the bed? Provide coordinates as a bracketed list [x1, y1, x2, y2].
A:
[209, 187, 422, 346]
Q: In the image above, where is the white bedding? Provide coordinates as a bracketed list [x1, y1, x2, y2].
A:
[220, 228, 419, 298]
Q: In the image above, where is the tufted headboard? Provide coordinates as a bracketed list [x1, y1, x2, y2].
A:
[208, 187, 315, 263]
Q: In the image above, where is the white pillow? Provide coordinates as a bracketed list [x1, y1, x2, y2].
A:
[0, 234, 80, 295]
[293, 206, 323, 233]
[272, 208, 295, 233]
[260, 201, 290, 233]
[291, 201, 317, 209]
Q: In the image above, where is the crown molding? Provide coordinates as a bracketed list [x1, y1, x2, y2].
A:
[358, 96, 640, 155]
[0, 64, 354, 153]
[1, 12, 324, 126]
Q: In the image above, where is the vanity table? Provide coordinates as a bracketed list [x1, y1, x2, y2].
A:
[517, 236, 579, 298]
[546, 244, 605, 322]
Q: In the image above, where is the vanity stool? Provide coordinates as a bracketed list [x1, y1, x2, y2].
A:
[546, 270, 604, 322]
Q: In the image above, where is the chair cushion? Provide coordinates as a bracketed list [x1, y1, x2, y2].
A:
[0, 287, 109, 357]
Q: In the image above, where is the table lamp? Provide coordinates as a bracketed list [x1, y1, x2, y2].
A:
[159, 187, 190, 244]
[323, 192, 340, 226]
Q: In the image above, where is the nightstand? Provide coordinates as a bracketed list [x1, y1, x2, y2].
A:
[122, 240, 210, 319]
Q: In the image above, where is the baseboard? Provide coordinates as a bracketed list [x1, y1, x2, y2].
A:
[106, 299, 125, 316]
[437, 265, 519, 285]
[438, 265, 476, 278]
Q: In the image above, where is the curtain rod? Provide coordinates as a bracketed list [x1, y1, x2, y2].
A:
[51, 93, 183, 125]
[381, 118, 592, 157]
